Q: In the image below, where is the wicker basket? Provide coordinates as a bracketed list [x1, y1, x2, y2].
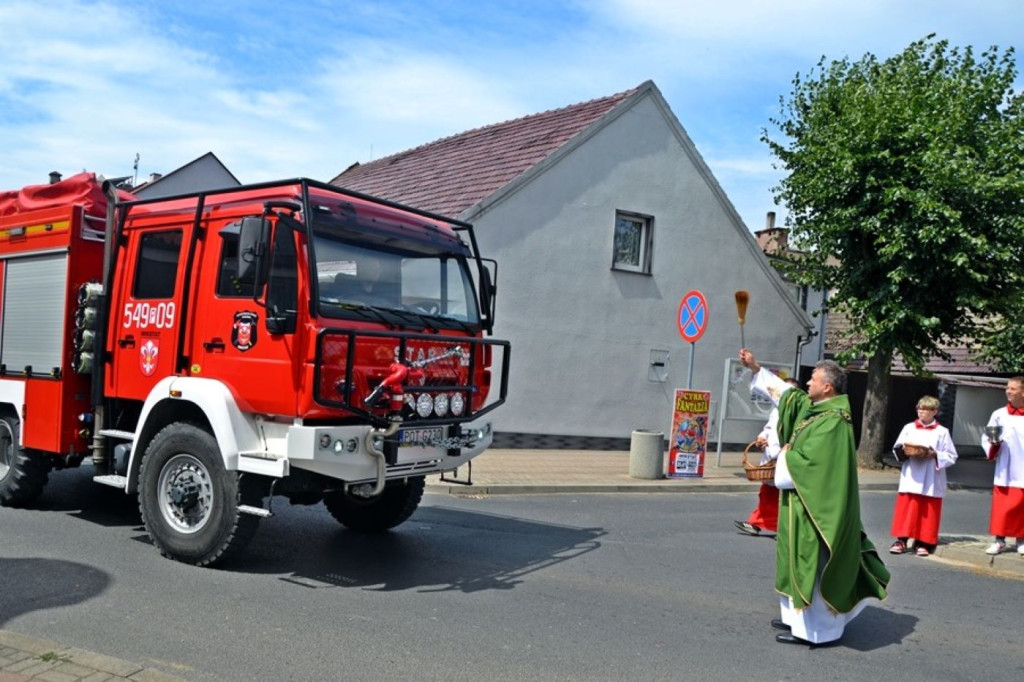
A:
[742, 441, 776, 482]
[902, 443, 931, 458]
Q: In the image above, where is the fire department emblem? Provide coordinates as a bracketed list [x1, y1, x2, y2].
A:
[140, 338, 159, 377]
[232, 311, 258, 352]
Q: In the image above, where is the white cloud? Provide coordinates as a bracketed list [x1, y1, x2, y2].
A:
[313, 47, 522, 130]
[0, 1, 236, 183]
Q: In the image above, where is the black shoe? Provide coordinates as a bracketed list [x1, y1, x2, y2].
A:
[734, 520, 761, 535]
[775, 632, 812, 646]
[771, 618, 790, 631]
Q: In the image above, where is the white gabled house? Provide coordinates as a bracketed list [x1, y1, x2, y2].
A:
[333, 80, 814, 448]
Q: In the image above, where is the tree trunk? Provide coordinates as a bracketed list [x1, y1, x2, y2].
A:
[857, 346, 893, 469]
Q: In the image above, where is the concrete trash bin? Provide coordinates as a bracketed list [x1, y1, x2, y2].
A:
[629, 430, 664, 479]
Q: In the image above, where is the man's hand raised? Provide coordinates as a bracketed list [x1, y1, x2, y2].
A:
[739, 348, 761, 373]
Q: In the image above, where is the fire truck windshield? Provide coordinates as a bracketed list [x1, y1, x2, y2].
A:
[312, 233, 481, 329]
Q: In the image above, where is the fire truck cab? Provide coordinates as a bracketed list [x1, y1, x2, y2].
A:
[0, 174, 509, 565]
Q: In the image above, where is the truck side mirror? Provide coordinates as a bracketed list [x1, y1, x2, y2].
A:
[237, 216, 270, 289]
[479, 258, 498, 332]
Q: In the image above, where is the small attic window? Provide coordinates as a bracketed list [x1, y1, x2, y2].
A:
[612, 211, 652, 274]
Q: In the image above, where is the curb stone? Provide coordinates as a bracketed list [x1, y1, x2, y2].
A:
[0, 631, 185, 682]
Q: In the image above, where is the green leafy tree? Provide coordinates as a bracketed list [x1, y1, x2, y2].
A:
[762, 36, 1024, 467]
[977, 295, 1024, 372]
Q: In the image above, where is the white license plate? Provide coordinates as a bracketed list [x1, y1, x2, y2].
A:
[399, 427, 444, 446]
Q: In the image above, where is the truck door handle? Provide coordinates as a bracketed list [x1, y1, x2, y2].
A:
[204, 338, 226, 353]
[118, 335, 136, 349]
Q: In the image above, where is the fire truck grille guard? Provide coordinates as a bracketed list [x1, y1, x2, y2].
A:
[387, 459, 449, 477]
[314, 328, 509, 427]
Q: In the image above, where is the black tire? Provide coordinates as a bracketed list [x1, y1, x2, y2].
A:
[323, 476, 425, 533]
[0, 415, 49, 507]
[138, 422, 261, 566]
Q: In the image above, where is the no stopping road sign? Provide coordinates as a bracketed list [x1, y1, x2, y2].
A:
[677, 290, 708, 343]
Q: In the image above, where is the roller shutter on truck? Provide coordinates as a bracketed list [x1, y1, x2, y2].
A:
[0, 253, 69, 375]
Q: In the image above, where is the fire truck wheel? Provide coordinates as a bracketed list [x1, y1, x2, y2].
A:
[138, 422, 261, 566]
[322, 476, 425, 533]
[0, 415, 49, 507]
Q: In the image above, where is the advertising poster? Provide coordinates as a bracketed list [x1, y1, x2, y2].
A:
[669, 389, 711, 478]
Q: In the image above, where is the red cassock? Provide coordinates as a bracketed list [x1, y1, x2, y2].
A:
[891, 493, 943, 545]
[746, 483, 779, 532]
[989, 486, 1024, 537]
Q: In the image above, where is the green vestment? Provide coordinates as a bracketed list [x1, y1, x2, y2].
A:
[774, 388, 890, 613]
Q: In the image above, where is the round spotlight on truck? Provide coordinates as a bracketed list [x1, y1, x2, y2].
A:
[434, 393, 449, 416]
[416, 393, 434, 418]
[450, 392, 465, 416]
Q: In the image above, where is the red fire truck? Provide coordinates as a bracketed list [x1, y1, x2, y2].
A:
[0, 173, 508, 565]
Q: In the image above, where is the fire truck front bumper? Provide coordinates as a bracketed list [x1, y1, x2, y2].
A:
[283, 418, 494, 483]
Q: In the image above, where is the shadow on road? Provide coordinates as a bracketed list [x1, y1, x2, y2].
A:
[26, 467, 605, 593]
[25, 465, 141, 527]
[0, 558, 111, 626]
[844, 606, 918, 651]
[229, 505, 606, 594]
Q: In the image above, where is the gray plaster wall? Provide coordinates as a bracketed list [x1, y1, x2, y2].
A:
[953, 385, 1006, 457]
[469, 92, 811, 444]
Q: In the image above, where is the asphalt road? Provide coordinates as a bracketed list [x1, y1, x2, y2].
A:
[1, 466, 1021, 681]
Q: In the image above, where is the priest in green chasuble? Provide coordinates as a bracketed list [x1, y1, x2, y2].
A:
[739, 349, 890, 646]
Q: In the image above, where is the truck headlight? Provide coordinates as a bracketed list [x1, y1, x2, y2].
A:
[416, 393, 434, 418]
[450, 392, 465, 416]
[434, 393, 449, 416]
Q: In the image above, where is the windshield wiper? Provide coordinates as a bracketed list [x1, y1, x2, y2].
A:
[414, 311, 475, 333]
[334, 303, 395, 326]
[382, 306, 439, 332]
[326, 300, 474, 333]
[340, 302, 441, 331]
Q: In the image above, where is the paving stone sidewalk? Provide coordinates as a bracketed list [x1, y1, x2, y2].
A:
[424, 447, 979, 494]
[0, 630, 183, 681]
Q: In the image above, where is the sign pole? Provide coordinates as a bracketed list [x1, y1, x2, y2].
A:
[671, 291, 711, 478]
[687, 342, 695, 389]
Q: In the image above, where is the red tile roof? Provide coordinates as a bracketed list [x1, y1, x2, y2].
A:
[329, 85, 643, 218]
[827, 311, 996, 375]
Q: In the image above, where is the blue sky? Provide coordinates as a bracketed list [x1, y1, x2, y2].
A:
[1, 0, 1020, 232]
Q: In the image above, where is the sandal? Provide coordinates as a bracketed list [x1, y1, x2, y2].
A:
[734, 520, 761, 536]
[915, 546, 930, 557]
[889, 540, 906, 554]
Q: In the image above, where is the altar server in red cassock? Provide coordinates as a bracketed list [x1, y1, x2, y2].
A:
[888, 396, 958, 557]
[735, 378, 801, 536]
[980, 376, 1024, 556]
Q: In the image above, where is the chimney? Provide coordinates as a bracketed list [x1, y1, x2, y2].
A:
[49, 171, 62, 184]
[148, 172, 163, 184]
[755, 212, 789, 254]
